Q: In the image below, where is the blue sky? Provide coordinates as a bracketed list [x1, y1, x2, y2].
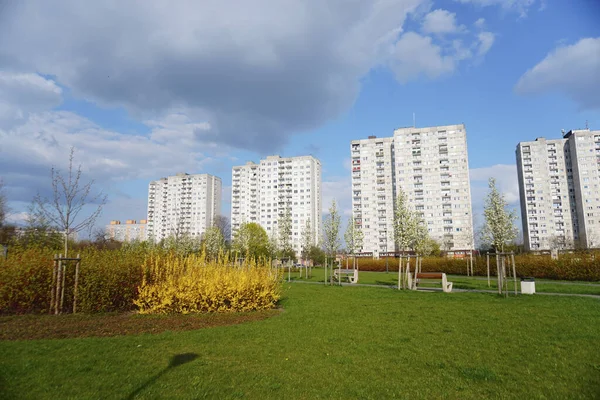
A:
[1, 0, 599, 237]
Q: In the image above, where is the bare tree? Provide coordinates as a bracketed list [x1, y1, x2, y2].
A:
[0, 179, 8, 228]
[31, 147, 107, 256]
[213, 215, 231, 243]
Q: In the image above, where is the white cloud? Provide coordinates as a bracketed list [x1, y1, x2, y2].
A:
[422, 9, 466, 34]
[388, 32, 457, 82]
[0, 72, 62, 127]
[0, 110, 222, 204]
[454, 0, 538, 17]
[322, 176, 352, 217]
[476, 32, 495, 56]
[474, 18, 486, 30]
[515, 37, 600, 110]
[470, 164, 520, 210]
[0, 0, 426, 152]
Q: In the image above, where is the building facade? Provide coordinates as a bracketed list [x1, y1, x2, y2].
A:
[516, 129, 600, 250]
[231, 155, 322, 255]
[106, 220, 147, 242]
[351, 124, 474, 257]
[147, 173, 222, 242]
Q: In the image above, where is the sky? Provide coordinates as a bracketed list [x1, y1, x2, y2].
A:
[1, 0, 599, 237]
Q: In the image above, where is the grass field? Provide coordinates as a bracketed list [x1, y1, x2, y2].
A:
[284, 267, 600, 295]
[1, 283, 599, 399]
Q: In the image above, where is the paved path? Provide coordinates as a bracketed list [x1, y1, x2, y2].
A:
[289, 279, 600, 299]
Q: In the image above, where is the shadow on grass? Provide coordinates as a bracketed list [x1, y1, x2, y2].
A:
[127, 353, 199, 399]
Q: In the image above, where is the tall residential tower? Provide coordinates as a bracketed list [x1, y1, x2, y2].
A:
[147, 173, 222, 242]
[351, 124, 474, 257]
[231, 155, 322, 254]
[516, 129, 600, 250]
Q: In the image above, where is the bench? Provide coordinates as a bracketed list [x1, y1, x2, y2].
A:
[412, 272, 453, 293]
[333, 268, 359, 284]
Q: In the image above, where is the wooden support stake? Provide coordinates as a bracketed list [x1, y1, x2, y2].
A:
[512, 253, 517, 296]
[398, 258, 402, 290]
[60, 261, 66, 313]
[486, 253, 491, 288]
[55, 255, 62, 314]
[50, 255, 58, 314]
[496, 255, 501, 295]
[502, 257, 507, 298]
[73, 255, 80, 313]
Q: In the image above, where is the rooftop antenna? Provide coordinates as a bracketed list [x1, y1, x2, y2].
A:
[561, 129, 566, 135]
[413, 112, 416, 128]
[585, 120, 589, 130]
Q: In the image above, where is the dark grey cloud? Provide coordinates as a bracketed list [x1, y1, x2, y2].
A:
[0, 0, 424, 152]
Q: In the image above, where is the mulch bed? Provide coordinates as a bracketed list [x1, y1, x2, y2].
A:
[0, 309, 282, 341]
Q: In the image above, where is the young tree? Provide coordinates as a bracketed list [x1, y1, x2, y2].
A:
[412, 222, 431, 255]
[266, 228, 280, 260]
[344, 218, 363, 267]
[31, 148, 107, 256]
[213, 215, 231, 244]
[300, 219, 313, 263]
[202, 226, 225, 260]
[0, 180, 14, 245]
[308, 245, 326, 266]
[232, 222, 269, 260]
[393, 189, 418, 253]
[0, 179, 7, 228]
[481, 178, 518, 252]
[277, 207, 294, 261]
[323, 199, 342, 272]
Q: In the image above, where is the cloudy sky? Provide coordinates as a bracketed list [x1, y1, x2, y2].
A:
[1, 0, 599, 235]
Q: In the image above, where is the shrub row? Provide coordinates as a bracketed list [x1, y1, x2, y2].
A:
[355, 252, 600, 281]
[0, 246, 282, 314]
[135, 253, 282, 314]
[0, 246, 147, 314]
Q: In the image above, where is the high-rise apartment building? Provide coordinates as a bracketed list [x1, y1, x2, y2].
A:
[351, 124, 474, 257]
[516, 129, 600, 250]
[106, 219, 147, 242]
[147, 173, 222, 242]
[351, 136, 396, 254]
[231, 155, 322, 254]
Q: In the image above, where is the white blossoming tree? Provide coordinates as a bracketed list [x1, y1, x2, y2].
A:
[481, 178, 518, 252]
[344, 217, 363, 269]
[393, 189, 419, 253]
[323, 199, 341, 283]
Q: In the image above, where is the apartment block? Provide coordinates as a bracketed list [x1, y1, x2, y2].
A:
[351, 124, 474, 257]
[231, 155, 322, 255]
[105, 219, 147, 242]
[351, 137, 395, 254]
[147, 173, 222, 242]
[517, 129, 600, 250]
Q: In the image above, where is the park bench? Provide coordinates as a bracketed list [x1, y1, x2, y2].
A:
[333, 268, 359, 284]
[412, 272, 453, 293]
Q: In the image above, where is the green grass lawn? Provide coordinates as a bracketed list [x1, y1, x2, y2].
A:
[285, 267, 600, 295]
[1, 284, 599, 399]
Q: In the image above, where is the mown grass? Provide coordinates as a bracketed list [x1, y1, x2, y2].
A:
[286, 267, 600, 295]
[1, 284, 599, 399]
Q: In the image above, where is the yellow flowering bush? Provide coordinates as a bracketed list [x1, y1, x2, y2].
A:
[135, 251, 282, 314]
